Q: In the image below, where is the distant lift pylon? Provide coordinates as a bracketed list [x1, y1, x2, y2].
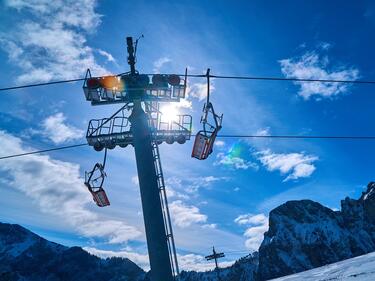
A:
[192, 68, 223, 160]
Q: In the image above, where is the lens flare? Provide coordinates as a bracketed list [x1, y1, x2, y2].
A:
[222, 142, 245, 162]
[100, 76, 124, 91]
[228, 142, 244, 158]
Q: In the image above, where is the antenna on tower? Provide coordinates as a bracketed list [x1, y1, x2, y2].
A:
[134, 34, 144, 63]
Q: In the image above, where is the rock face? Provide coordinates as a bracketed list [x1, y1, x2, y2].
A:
[258, 182, 375, 280]
[0, 222, 146, 281]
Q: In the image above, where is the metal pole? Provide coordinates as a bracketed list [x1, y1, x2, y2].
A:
[126, 37, 136, 74]
[127, 37, 174, 281]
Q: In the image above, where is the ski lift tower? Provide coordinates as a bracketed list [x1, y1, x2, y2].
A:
[82, 37, 192, 281]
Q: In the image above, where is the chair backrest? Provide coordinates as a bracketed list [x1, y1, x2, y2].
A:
[92, 189, 110, 207]
[192, 132, 210, 160]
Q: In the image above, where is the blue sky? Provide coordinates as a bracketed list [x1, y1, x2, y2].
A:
[1, 0, 375, 271]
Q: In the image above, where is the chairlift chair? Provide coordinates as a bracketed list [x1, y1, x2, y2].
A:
[84, 150, 110, 207]
[192, 69, 223, 160]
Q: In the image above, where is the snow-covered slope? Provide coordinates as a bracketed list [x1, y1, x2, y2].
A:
[270, 251, 375, 281]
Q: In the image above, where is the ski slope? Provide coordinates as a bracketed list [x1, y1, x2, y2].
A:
[270, 252, 375, 281]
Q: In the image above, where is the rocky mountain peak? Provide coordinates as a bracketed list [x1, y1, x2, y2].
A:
[258, 182, 375, 280]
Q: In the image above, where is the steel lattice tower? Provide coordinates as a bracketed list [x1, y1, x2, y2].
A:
[82, 37, 192, 281]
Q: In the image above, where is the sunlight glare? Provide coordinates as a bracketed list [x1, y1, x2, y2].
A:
[160, 104, 179, 123]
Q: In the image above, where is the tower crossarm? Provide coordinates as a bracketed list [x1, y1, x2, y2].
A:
[86, 112, 192, 151]
[83, 69, 187, 106]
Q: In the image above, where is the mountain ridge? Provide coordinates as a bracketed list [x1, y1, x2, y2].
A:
[0, 222, 146, 281]
[2, 182, 375, 280]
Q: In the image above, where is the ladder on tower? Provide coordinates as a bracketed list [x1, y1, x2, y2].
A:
[151, 141, 180, 279]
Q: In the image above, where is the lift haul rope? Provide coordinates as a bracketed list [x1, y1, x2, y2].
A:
[1, 134, 375, 160]
[1, 68, 375, 160]
[2, 73, 375, 92]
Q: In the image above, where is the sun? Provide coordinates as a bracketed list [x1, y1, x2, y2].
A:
[160, 104, 179, 123]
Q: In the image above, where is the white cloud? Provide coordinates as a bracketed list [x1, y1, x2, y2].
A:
[131, 175, 139, 186]
[201, 223, 217, 229]
[317, 41, 332, 50]
[178, 253, 234, 272]
[0, 131, 141, 244]
[255, 127, 271, 136]
[169, 200, 207, 228]
[79, 220, 141, 244]
[166, 176, 224, 195]
[187, 81, 215, 101]
[165, 186, 189, 200]
[235, 213, 268, 251]
[235, 213, 267, 226]
[1, 0, 108, 83]
[160, 100, 192, 116]
[84, 247, 235, 272]
[215, 152, 258, 170]
[41, 112, 84, 144]
[244, 224, 268, 251]
[256, 149, 318, 181]
[165, 177, 183, 189]
[165, 177, 190, 199]
[214, 140, 225, 147]
[84, 247, 150, 270]
[153, 57, 171, 73]
[186, 176, 225, 194]
[201, 176, 221, 183]
[97, 49, 116, 63]
[176, 98, 193, 109]
[279, 48, 359, 99]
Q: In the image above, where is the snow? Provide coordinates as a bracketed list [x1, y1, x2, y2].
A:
[270, 251, 375, 281]
[363, 188, 375, 200]
[362, 183, 375, 200]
